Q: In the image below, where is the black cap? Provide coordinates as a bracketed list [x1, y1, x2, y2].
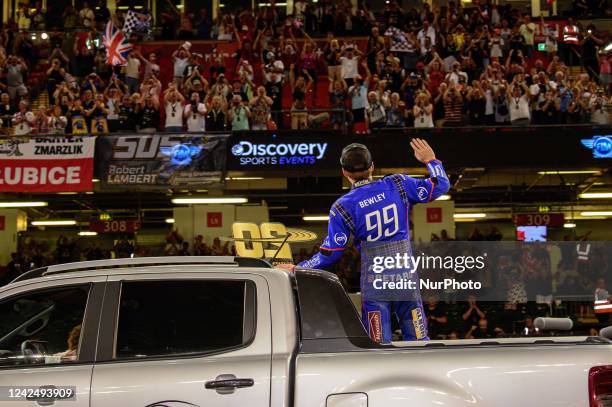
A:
[340, 143, 373, 172]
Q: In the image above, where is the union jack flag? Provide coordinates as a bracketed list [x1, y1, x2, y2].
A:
[103, 21, 133, 66]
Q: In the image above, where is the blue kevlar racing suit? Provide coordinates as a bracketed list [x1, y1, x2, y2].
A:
[297, 160, 450, 343]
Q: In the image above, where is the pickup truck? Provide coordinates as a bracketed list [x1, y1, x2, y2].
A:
[0, 256, 610, 407]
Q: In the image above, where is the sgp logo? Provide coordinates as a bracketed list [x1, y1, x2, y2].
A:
[334, 232, 348, 246]
[417, 186, 429, 202]
[231, 143, 245, 156]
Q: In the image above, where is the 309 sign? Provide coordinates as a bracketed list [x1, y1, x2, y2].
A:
[232, 222, 293, 260]
[513, 213, 565, 227]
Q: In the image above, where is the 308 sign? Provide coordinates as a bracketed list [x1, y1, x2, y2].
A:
[232, 222, 293, 260]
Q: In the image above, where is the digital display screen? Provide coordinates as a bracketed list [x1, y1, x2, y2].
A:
[516, 226, 547, 242]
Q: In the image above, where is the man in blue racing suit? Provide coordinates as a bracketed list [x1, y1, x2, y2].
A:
[290, 139, 450, 343]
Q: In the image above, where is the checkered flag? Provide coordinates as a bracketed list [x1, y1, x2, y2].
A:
[123, 10, 151, 35]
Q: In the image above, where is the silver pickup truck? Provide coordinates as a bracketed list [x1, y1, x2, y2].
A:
[0, 256, 610, 407]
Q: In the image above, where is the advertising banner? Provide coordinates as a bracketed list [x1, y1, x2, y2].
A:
[225, 127, 611, 172]
[96, 134, 227, 189]
[0, 136, 96, 192]
[226, 131, 346, 171]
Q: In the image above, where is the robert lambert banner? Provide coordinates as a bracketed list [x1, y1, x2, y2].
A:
[96, 134, 227, 189]
[0, 136, 96, 192]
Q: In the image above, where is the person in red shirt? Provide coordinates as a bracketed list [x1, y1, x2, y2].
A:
[426, 53, 445, 98]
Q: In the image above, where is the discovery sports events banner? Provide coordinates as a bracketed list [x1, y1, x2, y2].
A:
[0, 136, 96, 192]
[96, 134, 227, 189]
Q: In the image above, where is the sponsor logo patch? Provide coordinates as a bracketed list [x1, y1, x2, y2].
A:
[368, 311, 383, 343]
[334, 232, 348, 246]
[411, 308, 427, 339]
[417, 186, 429, 201]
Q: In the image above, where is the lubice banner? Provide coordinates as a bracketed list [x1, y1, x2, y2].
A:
[96, 134, 227, 189]
[0, 136, 96, 192]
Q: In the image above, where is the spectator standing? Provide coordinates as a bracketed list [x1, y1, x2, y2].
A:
[79, 1, 95, 28]
[263, 67, 283, 127]
[172, 44, 192, 87]
[348, 62, 371, 125]
[184, 92, 207, 132]
[417, 20, 436, 55]
[329, 79, 348, 130]
[228, 94, 251, 131]
[413, 92, 434, 128]
[12, 100, 35, 135]
[325, 37, 342, 82]
[443, 84, 463, 126]
[125, 52, 142, 95]
[164, 84, 186, 132]
[365, 91, 386, 130]
[47, 106, 67, 134]
[540, 90, 561, 124]
[519, 15, 536, 57]
[507, 76, 531, 125]
[540, 14, 558, 57]
[16, 4, 31, 30]
[31, 1, 47, 30]
[365, 27, 385, 73]
[205, 96, 227, 131]
[581, 26, 604, 80]
[137, 95, 160, 133]
[561, 17, 580, 66]
[117, 95, 138, 132]
[467, 82, 486, 125]
[5, 56, 28, 105]
[386, 92, 409, 127]
[494, 83, 510, 124]
[590, 88, 609, 124]
[249, 86, 273, 130]
[340, 45, 362, 87]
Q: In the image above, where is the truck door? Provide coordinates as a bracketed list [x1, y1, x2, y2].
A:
[90, 272, 271, 407]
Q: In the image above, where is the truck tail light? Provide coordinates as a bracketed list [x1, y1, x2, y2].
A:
[589, 366, 612, 407]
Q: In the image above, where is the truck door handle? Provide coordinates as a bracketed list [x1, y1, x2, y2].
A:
[205, 374, 254, 394]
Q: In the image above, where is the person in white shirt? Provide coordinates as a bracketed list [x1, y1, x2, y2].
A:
[125, 52, 141, 94]
[445, 62, 468, 85]
[172, 45, 191, 87]
[507, 77, 531, 125]
[417, 20, 436, 55]
[163, 84, 185, 132]
[79, 2, 95, 28]
[13, 101, 35, 135]
[519, 15, 536, 57]
[340, 46, 362, 87]
[489, 31, 504, 59]
[184, 92, 207, 132]
[413, 92, 434, 128]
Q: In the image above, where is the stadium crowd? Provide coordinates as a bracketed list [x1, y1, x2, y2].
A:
[0, 0, 609, 135]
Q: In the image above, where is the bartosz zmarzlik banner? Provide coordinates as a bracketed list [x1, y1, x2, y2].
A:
[96, 134, 227, 189]
[0, 136, 96, 192]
